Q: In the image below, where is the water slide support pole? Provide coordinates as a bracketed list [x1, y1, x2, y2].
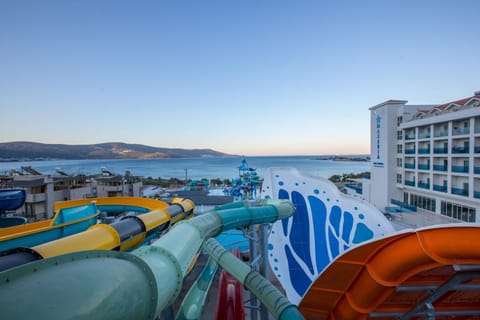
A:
[204, 238, 304, 320]
[259, 223, 270, 320]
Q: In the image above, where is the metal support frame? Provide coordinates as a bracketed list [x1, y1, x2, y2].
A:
[249, 224, 259, 320]
[369, 268, 480, 319]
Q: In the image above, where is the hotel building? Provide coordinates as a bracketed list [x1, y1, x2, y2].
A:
[363, 91, 480, 223]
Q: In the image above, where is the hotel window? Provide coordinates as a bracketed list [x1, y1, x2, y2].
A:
[410, 194, 436, 212]
[441, 201, 475, 222]
[397, 116, 403, 127]
[397, 158, 402, 167]
[396, 173, 402, 183]
[397, 144, 403, 154]
[397, 131, 403, 140]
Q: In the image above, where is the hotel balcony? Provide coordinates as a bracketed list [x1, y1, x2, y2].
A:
[451, 187, 469, 197]
[433, 165, 447, 172]
[405, 149, 416, 155]
[434, 147, 448, 154]
[434, 131, 448, 137]
[433, 185, 447, 192]
[418, 164, 430, 170]
[453, 127, 470, 136]
[418, 182, 430, 189]
[452, 146, 470, 154]
[405, 135, 416, 141]
[418, 133, 431, 139]
[405, 163, 415, 169]
[418, 148, 430, 154]
[452, 166, 469, 173]
[405, 180, 415, 187]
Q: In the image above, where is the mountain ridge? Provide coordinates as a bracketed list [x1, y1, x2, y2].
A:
[0, 141, 232, 160]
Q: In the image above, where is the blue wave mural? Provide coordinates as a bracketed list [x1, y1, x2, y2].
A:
[262, 168, 394, 304]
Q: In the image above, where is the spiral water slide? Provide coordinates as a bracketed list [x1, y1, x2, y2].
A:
[0, 199, 301, 319]
[0, 196, 193, 272]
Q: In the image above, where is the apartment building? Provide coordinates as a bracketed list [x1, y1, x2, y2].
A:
[0, 172, 142, 221]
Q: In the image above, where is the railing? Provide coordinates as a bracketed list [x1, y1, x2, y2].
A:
[418, 182, 430, 189]
[433, 147, 448, 154]
[434, 130, 448, 137]
[418, 164, 430, 170]
[404, 163, 415, 169]
[405, 149, 416, 154]
[405, 180, 415, 187]
[452, 127, 470, 135]
[418, 148, 430, 154]
[433, 165, 447, 171]
[390, 199, 417, 212]
[452, 146, 469, 153]
[418, 133, 430, 139]
[405, 135, 416, 140]
[451, 187, 469, 196]
[452, 166, 469, 173]
[433, 185, 447, 192]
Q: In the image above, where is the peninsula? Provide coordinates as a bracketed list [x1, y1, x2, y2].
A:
[0, 141, 231, 161]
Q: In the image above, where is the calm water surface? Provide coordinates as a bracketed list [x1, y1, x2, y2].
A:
[0, 156, 370, 180]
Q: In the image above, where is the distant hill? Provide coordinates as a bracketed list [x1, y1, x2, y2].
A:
[0, 141, 232, 160]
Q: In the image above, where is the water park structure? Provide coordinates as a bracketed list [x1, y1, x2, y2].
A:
[1, 163, 480, 319]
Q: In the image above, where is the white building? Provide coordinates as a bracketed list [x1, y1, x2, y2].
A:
[1, 173, 142, 221]
[363, 91, 480, 223]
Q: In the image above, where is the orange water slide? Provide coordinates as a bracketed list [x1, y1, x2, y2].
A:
[300, 225, 480, 320]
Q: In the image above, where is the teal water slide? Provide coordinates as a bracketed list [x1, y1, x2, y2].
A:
[0, 199, 301, 319]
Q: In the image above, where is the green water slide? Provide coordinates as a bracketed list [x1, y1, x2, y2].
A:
[0, 199, 296, 320]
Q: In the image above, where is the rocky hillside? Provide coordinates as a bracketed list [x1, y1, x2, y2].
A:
[0, 141, 231, 160]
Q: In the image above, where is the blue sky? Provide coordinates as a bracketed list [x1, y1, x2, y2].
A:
[1, 1, 479, 156]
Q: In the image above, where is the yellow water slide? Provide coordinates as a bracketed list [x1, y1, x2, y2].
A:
[0, 197, 194, 272]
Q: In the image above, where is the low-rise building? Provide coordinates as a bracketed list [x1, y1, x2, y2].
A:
[0, 171, 142, 221]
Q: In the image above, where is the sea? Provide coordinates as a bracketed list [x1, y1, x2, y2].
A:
[0, 156, 370, 181]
